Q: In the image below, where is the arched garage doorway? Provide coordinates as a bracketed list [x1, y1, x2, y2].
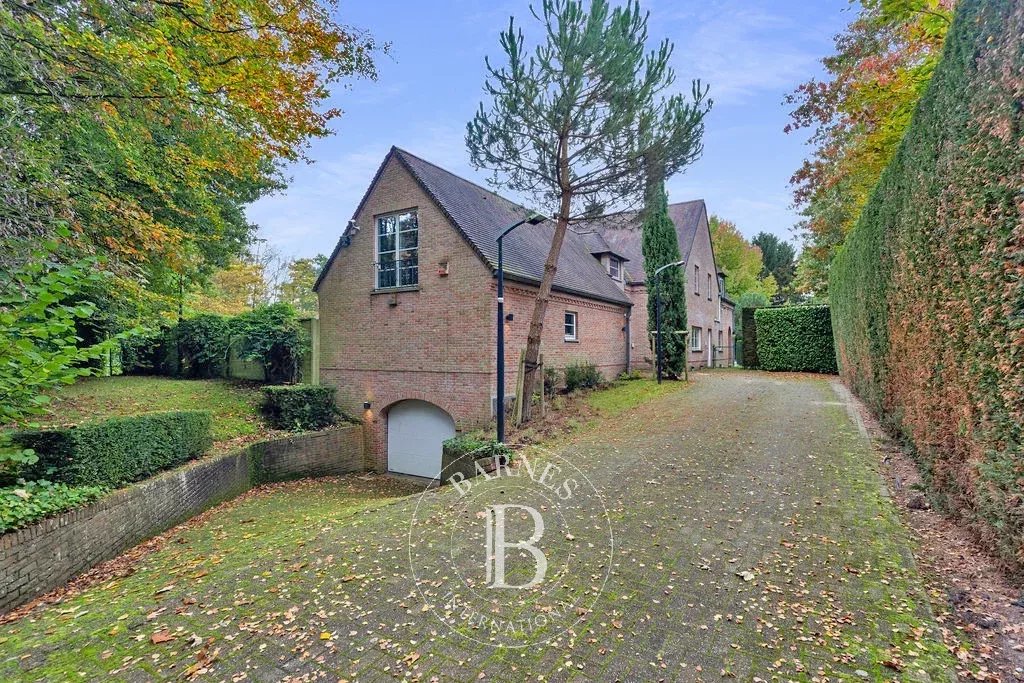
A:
[387, 400, 455, 479]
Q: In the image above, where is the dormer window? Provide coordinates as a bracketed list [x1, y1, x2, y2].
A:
[608, 256, 622, 281]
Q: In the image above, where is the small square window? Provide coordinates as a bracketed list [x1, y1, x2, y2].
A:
[564, 311, 578, 341]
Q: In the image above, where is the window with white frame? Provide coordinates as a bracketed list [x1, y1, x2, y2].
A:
[694, 265, 700, 295]
[375, 210, 419, 289]
[608, 256, 622, 281]
[707, 273, 712, 301]
[564, 311, 578, 341]
[690, 325, 702, 351]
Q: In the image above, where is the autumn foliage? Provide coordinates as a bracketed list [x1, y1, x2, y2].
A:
[0, 0, 380, 301]
[830, 0, 1024, 566]
[785, 0, 955, 293]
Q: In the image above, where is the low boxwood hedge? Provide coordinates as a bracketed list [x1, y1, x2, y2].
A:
[13, 410, 212, 488]
[260, 385, 338, 431]
[754, 305, 837, 374]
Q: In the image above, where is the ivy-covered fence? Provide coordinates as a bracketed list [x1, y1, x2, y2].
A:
[830, 0, 1024, 565]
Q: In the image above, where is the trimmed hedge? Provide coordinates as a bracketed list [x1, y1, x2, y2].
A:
[13, 411, 212, 488]
[829, 1, 1024, 564]
[261, 385, 338, 431]
[753, 306, 837, 374]
[441, 435, 512, 482]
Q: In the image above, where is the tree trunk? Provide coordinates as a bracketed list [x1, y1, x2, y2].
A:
[520, 189, 572, 421]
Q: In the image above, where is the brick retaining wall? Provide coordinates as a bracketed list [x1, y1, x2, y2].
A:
[0, 425, 365, 614]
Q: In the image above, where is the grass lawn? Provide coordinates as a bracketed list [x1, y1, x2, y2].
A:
[585, 376, 688, 417]
[42, 376, 266, 443]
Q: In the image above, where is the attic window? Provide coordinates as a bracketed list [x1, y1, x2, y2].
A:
[608, 256, 622, 281]
[376, 210, 418, 289]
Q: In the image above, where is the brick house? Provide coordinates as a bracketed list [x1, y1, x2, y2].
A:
[314, 147, 733, 477]
[584, 200, 736, 370]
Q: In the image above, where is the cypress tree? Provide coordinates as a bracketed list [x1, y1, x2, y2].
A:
[642, 185, 687, 377]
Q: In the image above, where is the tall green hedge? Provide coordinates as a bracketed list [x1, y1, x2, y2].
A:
[14, 411, 212, 488]
[830, 0, 1024, 564]
[753, 306, 837, 374]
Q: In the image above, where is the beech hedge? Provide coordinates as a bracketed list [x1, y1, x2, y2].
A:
[14, 411, 212, 488]
[753, 306, 837, 374]
[829, 0, 1024, 564]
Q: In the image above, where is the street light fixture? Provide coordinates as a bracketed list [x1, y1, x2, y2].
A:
[496, 212, 545, 443]
[652, 260, 685, 384]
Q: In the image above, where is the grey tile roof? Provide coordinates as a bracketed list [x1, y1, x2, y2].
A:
[389, 148, 632, 306]
[581, 200, 707, 284]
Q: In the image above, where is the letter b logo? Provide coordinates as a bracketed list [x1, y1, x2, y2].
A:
[484, 505, 547, 589]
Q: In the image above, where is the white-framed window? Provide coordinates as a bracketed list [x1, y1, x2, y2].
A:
[690, 325, 702, 351]
[694, 265, 700, 295]
[375, 210, 419, 289]
[608, 256, 622, 281]
[707, 273, 712, 301]
[564, 311, 578, 341]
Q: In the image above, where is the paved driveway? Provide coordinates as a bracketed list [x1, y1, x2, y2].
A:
[1, 372, 955, 681]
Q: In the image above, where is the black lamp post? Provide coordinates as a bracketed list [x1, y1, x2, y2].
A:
[652, 260, 685, 384]
[496, 212, 544, 444]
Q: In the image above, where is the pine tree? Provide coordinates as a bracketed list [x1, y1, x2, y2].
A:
[466, 0, 710, 419]
[642, 186, 687, 378]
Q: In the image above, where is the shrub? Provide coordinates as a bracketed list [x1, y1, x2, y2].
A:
[13, 411, 212, 488]
[441, 434, 513, 481]
[543, 367, 560, 396]
[564, 360, 603, 392]
[0, 481, 106, 533]
[829, 1, 1024, 563]
[753, 306, 837, 374]
[442, 434, 512, 462]
[231, 303, 310, 383]
[260, 385, 338, 431]
[177, 314, 231, 378]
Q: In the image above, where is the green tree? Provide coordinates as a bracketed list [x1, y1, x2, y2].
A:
[0, 238, 130, 471]
[751, 232, 797, 298]
[0, 0, 382, 303]
[278, 255, 329, 316]
[642, 187, 687, 377]
[785, 0, 955, 293]
[466, 0, 710, 418]
[708, 215, 777, 299]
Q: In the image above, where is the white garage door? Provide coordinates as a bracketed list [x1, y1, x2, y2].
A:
[387, 400, 455, 479]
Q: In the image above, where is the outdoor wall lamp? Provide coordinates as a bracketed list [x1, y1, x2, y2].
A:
[505, 313, 514, 322]
[363, 401, 372, 410]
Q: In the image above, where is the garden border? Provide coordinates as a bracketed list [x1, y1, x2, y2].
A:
[0, 425, 365, 613]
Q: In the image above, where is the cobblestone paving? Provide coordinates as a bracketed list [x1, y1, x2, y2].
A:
[0, 372, 956, 681]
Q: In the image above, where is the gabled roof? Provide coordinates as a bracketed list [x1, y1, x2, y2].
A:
[315, 146, 631, 306]
[582, 200, 708, 285]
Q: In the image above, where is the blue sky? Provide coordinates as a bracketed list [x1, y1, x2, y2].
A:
[246, 0, 853, 260]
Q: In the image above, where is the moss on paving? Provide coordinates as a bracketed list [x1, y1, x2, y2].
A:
[41, 376, 265, 442]
[0, 373, 958, 681]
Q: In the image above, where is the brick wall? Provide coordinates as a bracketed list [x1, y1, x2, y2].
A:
[317, 155, 632, 471]
[500, 282, 629, 386]
[0, 425, 364, 614]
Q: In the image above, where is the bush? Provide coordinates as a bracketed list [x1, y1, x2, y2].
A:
[543, 367, 560, 396]
[178, 314, 231, 378]
[260, 385, 338, 431]
[0, 481, 106, 533]
[441, 434, 513, 482]
[231, 303, 310, 383]
[13, 411, 212, 488]
[753, 306, 837, 374]
[829, 1, 1024, 563]
[564, 360, 603, 392]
